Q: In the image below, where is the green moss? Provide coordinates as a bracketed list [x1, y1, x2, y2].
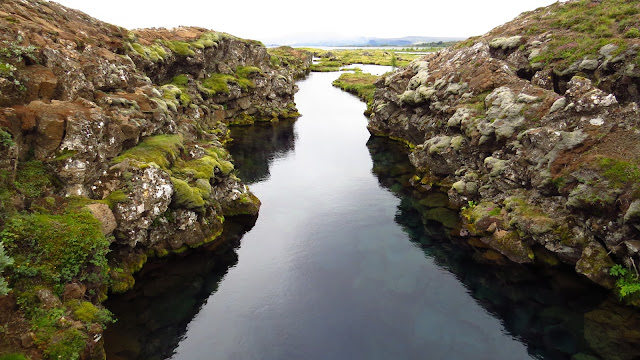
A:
[15, 161, 53, 198]
[171, 177, 205, 210]
[171, 74, 189, 87]
[103, 190, 129, 208]
[305, 48, 421, 69]
[0, 211, 110, 287]
[230, 113, 256, 126]
[172, 148, 234, 180]
[109, 271, 134, 294]
[201, 73, 234, 95]
[266, 47, 312, 77]
[42, 327, 86, 360]
[71, 301, 98, 322]
[163, 40, 195, 57]
[67, 300, 113, 326]
[236, 66, 261, 79]
[625, 28, 640, 38]
[270, 55, 281, 67]
[113, 134, 183, 168]
[179, 93, 192, 106]
[200, 66, 257, 96]
[0, 354, 29, 360]
[130, 42, 168, 62]
[598, 156, 640, 187]
[192, 32, 220, 49]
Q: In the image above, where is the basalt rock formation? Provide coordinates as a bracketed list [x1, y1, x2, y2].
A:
[0, 0, 310, 358]
[369, 0, 640, 302]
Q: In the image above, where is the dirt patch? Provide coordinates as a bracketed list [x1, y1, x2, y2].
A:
[0, 294, 40, 359]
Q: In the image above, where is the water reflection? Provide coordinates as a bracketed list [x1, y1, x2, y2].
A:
[103, 70, 640, 360]
[227, 120, 296, 184]
[103, 216, 256, 360]
[366, 135, 640, 360]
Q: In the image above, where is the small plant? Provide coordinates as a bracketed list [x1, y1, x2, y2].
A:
[625, 28, 640, 38]
[609, 264, 640, 299]
[0, 128, 14, 148]
[0, 36, 38, 92]
[461, 200, 478, 210]
[0, 241, 14, 295]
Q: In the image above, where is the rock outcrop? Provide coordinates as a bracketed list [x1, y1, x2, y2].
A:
[0, 0, 310, 358]
[369, 0, 640, 301]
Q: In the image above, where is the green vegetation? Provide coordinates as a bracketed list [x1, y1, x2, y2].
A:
[191, 32, 220, 49]
[266, 46, 311, 77]
[127, 31, 222, 61]
[523, 0, 640, 69]
[0, 191, 112, 359]
[306, 48, 424, 71]
[597, 157, 640, 187]
[0, 35, 38, 91]
[332, 69, 380, 103]
[0, 241, 13, 295]
[113, 134, 235, 212]
[0, 354, 28, 360]
[610, 264, 640, 302]
[200, 66, 260, 96]
[130, 42, 168, 62]
[14, 161, 53, 199]
[163, 40, 196, 57]
[0, 211, 110, 287]
[0, 128, 14, 148]
[113, 134, 183, 168]
[167, 74, 192, 106]
[30, 307, 87, 360]
[67, 299, 114, 326]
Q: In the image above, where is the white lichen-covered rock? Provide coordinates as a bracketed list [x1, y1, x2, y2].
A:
[95, 161, 174, 247]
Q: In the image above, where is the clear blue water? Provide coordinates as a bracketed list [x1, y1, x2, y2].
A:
[104, 70, 640, 360]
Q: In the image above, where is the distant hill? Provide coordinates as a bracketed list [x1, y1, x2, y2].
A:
[357, 36, 464, 47]
[267, 35, 465, 47]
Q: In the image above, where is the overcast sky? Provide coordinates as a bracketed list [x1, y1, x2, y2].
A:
[51, 0, 560, 44]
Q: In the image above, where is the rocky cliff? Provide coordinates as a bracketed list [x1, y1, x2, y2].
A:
[369, 0, 640, 303]
[0, 0, 310, 358]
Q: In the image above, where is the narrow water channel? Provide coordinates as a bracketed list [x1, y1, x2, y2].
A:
[105, 67, 640, 360]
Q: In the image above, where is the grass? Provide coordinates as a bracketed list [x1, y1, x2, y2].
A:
[514, 0, 640, 69]
[332, 70, 380, 103]
[305, 48, 426, 71]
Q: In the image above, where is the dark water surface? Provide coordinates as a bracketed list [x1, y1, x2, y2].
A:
[105, 70, 640, 360]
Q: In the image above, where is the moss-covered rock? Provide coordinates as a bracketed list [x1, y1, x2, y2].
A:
[576, 242, 616, 288]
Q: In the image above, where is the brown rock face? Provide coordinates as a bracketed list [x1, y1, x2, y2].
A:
[63, 282, 88, 300]
[85, 203, 117, 235]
